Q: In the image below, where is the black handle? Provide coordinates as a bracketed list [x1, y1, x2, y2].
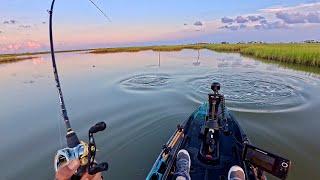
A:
[70, 175, 81, 180]
[89, 162, 109, 175]
[89, 122, 106, 134]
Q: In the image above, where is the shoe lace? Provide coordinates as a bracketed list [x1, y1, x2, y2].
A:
[176, 159, 189, 173]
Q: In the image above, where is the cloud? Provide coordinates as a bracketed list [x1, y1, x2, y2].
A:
[10, 20, 17, 24]
[306, 12, 320, 23]
[0, 41, 44, 53]
[0, 30, 2, 33]
[235, 16, 248, 23]
[194, 21, 203, 26]
[42, 21, 46, 24]
[260, 19, 268, 24]
[224, 25, 239, 31]
[3, 20, 17, 24]
[240, 24, 247, 29]
[221, 17, 234, 23]
[260, 2, 320, 24]
[221, 18, 288, 31]
[221, 16, 250, 24]
[255, 20, 288, 30]
[260, 2, 320, 13]
[276, 11, 320, 24]
[19, 25, 31, 29]
[222, 15, 265, 24]
[220, 23, 259, 31]
[218, 2, 320, 33]
[254, 25, 262, 30]
[276, 12, 306, 24]
[247, 15, 265, 22]
[221, 24, 247, 31]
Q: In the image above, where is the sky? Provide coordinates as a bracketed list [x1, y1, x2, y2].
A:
[0, 0, 320, 53]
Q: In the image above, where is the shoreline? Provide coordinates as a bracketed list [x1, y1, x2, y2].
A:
[0, 55, 38, 64]
[90, 43, 320, 68]
[1, 43, 319, 68]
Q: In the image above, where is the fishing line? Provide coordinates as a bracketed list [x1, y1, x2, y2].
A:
[88, 0, 112, 22]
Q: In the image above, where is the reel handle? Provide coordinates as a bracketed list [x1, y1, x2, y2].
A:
[89, 122, 107, 133]
[70, 175, 82, 180]
[89, 162, 109, 175]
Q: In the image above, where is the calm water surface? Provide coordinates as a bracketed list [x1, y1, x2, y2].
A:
[0, 50, 319, 180]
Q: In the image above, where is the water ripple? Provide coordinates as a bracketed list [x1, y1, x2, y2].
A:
[186, 71, 310, 112]
[119, 73, 172, 91]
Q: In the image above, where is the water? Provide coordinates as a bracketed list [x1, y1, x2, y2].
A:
[0, 50, 319, 180]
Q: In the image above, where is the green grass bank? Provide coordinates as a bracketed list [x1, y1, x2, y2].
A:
[90, 43, 320, 68]
[0, 55, 37, 64]
[1, 44, 319, 68]
[0, 49, 89, 64]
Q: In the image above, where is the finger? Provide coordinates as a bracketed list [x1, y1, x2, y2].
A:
[56, 160, 80, 180]
[80, 172, 102, 180]
[80, 172, 91, 180]
[80, 173, 88, 180]
[92, 172, 103, 180]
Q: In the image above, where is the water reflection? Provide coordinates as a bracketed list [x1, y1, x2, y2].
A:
[0, 50, 320, 180]
[192, 49, 201, 66]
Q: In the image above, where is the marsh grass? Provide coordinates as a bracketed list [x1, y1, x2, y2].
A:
[238, 44, 320, 67]
[0, 49, 89, 64]
[90, 45, 190, 53]
[0, 55, 37, 63]
[91, 43, 320, 67]
[1, 44, 319, 67]
[256, 56, 320, 75]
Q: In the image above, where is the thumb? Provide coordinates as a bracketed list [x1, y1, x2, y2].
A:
[56, 160, 80, 180]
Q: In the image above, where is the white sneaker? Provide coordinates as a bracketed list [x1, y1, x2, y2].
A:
[175, 149, 191, 180]
[228, 165, 245, 180]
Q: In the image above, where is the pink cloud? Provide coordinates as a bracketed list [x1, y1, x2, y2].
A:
[0, 41, 45, 53]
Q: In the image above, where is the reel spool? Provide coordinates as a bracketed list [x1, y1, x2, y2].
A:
[54, 142, 89, 171]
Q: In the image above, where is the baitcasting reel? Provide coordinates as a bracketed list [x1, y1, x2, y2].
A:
[54, 122, 108, 176]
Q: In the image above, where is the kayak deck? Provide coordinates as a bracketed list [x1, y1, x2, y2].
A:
[146, 103, 256, 180]
[173, 104, 247, 180]
[148, 83, 291, 180]
[155, 103, 255, 180]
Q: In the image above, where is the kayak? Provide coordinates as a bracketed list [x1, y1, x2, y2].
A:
[146, 83, 290, 180]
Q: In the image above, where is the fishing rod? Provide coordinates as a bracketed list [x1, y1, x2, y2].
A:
[49, 0, 109, 178]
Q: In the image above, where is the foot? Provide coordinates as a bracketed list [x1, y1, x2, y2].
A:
[175, 149, 191, 180]
[228, 165, 245, 180]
